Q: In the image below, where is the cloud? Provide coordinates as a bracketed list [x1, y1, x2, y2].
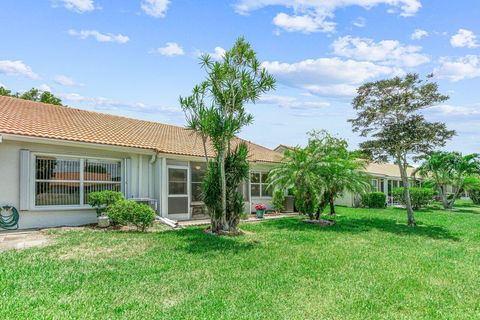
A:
[193, 47, 226, 61]
[411, 29, 428, 40]
[259, 94, 330, 109]
[450, 29, 479, 48]
[54, 74, 82, 86]
[262, 57, 396, 97]
[37, 84, 52, 92]
[0, 60, 39, 79]
[67, 29, 129, 44]
[431, 104, 480, 116]
[234, 0, 422, 33]
[59, 92, 181, 114]
[141, 0, 170, 18]
[352, 16, 366, 28]
[57, 0, 95, 13]
[151, 42, 185, 56]
[434, 55, 480, 82]
[332, 35, 430, 67]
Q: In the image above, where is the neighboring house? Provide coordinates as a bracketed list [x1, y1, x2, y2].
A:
[274, 144, 419, 207]
[336, 162, 418, 207]
[0, 96, 281, 229]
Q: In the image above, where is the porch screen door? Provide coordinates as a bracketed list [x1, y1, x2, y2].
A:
[167, 166, 189, 215]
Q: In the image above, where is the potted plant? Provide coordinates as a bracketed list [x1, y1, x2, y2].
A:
[255, 204, 267, 219]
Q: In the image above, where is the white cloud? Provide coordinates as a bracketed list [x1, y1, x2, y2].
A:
[54, 74, 82, 86]
[332, 36, 430, 67]
[59, 92, 181, 114]
[262, 57, 396, 97]
[259, 94, 330, 109]
[450, 29, 479, 48]
[234, 0, 422, 33]
[67, 29, 129, 44]
[434, 55, 480, 82]
[151, 42, 185, 56]
[352, 16, 366, 28]
[431, 104, 480, 116]
[193, 47, 226, 61]
[37, 84, 52, 92]
[0, 60, 39, 79]
[59, 0, 95, 13]
[0, 83, 6, 89]
[411, 28, 428, 40]
[141, 0, 170, 18]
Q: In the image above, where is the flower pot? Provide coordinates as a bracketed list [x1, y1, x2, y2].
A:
[98, 215, 110, 228]
[256, 209, 265, 219]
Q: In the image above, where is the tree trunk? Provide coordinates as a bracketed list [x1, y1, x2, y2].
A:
[397, 157, 416, 226]
[219, 149, 227, 231]
[329, 196, 336, 215]
[439, 185, 449, 210]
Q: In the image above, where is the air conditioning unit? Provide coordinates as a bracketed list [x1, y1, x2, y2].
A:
[129, 198, 158, 212]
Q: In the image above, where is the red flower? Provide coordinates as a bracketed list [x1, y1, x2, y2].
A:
[255, 204, 267, 210]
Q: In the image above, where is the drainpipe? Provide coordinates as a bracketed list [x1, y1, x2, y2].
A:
[148, 153, 157, 199]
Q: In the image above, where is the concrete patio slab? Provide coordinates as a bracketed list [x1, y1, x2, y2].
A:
[0, 230, 49, 252]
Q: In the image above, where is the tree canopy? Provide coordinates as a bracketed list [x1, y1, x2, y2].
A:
[0, 86, 64, 106]
[350, 73, 455, 226]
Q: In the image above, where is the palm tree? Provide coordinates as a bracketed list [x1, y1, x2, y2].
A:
[268, 147, 324, 220]
[416, 151, 480, 209]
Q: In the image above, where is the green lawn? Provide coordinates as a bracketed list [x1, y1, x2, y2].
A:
[1, 202, 480, 319]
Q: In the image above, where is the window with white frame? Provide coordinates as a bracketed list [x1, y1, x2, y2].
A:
[250, 172, 272, 198]
[34, 155, 122, 207]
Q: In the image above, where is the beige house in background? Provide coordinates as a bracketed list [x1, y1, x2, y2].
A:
[0, 96, 281, 229]
[274, 144, 418, 207]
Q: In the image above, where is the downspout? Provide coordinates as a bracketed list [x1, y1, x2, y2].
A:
[149, 153, 157, 199]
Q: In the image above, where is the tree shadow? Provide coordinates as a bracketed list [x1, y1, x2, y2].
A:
[259, 216, 460, 241]
[171, 227, 257, 255]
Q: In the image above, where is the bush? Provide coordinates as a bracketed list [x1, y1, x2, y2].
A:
[393, 187, 435, 210]
[272, 189, 285, 212]
[107, 200, 156, 232]
[87, 190, 124, 216]
[469, 190, 480, 205]
[361, 192, 386, 208]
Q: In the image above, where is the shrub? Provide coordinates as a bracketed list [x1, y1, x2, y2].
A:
[88, 190, 124, 216]
[272, 189, 285, 212]
[107, 200, 156, 232]
[361, 192, 386, 208]
[393, 187, 435, 210]
[470, 190, 480, 205]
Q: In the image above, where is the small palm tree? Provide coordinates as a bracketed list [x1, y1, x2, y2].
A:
[416, 151, 480, 209]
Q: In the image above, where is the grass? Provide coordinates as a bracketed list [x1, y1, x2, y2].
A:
[1, 202, 480, 319]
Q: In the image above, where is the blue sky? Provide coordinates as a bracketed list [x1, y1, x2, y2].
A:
[1, 0, 479, 154]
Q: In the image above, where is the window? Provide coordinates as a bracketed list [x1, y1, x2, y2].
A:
[168, 168, 188, 195]
[34, 155, 121, 207]
[250, 171, 272, 198]
[191, 162, 206, 202]
[371, 179, 379, 192]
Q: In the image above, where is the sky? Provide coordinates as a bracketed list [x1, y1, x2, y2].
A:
[1, 0, 480, 155]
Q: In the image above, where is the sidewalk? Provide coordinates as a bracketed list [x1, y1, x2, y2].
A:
[0, 230, 49, 252]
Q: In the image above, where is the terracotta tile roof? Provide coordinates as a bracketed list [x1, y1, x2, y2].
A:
[0, 96, 282, 163]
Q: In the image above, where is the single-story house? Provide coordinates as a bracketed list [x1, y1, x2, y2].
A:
[274, 144, 418, 207]
[0, 96, 281, 229]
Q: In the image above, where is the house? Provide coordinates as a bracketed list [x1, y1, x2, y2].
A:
[274, 144, 419, 207]
[336, 162, 418, 207]
[0, 96, 281, 229]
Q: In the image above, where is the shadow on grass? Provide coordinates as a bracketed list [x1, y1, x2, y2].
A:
[260, 216, 460, 241]
[172, 227, 257, 255]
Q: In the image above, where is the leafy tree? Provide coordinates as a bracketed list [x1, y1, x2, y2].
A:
[350, 73, 455, 226]
[464, 176, 480, 205]
[307, 130, 371, 216]
[0, 86, 63, 106]
[416, 152, 480, 209]
[180, 37, 275, 233]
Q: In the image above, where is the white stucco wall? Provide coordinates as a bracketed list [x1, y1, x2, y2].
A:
[0, 137, 160, 229]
